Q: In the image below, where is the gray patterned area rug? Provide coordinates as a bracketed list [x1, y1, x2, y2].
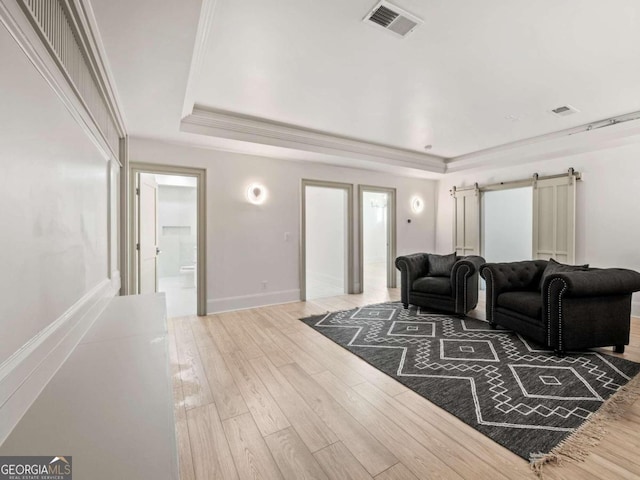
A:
[300, 302, 640, 466]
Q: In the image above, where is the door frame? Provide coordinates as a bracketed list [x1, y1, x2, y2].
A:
[129, 162, 207, 316]
[358, 185, 397, 292]
[300, 179, 354, 301]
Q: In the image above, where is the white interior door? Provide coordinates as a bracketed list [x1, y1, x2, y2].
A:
[453, 186, 480, 256]
[533, 175, 576, 263]
[138, 173, 159, 294]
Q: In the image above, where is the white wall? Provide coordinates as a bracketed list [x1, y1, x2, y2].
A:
[363, 191, 388, 264]
[436, 142, 640, 314]
[157, 184, 197, 277]
[306, 186, 347, 298]
[130, 137, 437, 312]
[0, 26, 114, 366]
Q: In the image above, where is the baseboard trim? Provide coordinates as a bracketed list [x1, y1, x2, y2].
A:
[207, 289, 301, 314]
[0, 278, 115, 444]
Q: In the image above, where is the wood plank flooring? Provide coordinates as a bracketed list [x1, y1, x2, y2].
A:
[170, 289, 640, 479]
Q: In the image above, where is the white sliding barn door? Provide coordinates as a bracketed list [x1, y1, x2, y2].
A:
[532, 175, 576, 263]
[452, 186, 480, 256]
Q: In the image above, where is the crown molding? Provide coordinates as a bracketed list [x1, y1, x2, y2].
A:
[446, 114, 640, 173]
[181, 0, 218, 118]
[181, 106, 446, 173]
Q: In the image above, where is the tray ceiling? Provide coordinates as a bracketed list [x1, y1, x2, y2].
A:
[90, 0, 640, 175]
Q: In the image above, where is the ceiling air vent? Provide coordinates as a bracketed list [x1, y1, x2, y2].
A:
[551, 105, 580, 117]
[364, 1, 422, 38]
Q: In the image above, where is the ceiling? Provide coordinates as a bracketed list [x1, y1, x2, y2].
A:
[90, 0, 640, 176]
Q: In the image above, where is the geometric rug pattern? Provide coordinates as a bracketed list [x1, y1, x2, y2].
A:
[300, 302, 640, 460]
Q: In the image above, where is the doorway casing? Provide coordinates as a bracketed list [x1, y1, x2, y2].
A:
[358, 185, 397, 292]
[128, 162, 207, 316]
[300, 179, 355, 301]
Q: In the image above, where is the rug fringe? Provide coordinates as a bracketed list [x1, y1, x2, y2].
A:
[530, 371, 640, 478]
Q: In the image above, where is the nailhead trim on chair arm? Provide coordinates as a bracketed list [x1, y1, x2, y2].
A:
[546, 278, 568, 351]
[481, 266, 496, 324]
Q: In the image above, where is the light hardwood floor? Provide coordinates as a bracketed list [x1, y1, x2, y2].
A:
[169, 289, 640, 480]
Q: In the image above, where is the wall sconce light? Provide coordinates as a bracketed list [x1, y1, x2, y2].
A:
[247, 183, 267, 204]
[411, 196, 424, 213]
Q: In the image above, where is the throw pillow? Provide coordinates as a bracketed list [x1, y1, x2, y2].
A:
[427, 253, 457, 277]
[539, 258, 589, 288]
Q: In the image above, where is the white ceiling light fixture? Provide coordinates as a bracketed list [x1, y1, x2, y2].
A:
[411, 196, 424, 213]
[247, 183, 267, 204]
[363, 1, 423, 38]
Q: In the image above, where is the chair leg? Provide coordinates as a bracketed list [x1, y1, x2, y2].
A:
[488, 323, 496, 330]
[402, 303, 408, 309]
[614, 345, 625, 354]
[554, 349, 566, 358]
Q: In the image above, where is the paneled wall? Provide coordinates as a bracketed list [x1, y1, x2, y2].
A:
[0, 24, 114, 365]
[0, 4, 122, 443]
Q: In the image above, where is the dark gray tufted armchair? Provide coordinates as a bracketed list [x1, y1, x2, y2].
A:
[395, 253, 485, 315]
[480, 260, 640, 355]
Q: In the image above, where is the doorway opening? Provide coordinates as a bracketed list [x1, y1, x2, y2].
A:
[301, 180, 353, 301]
[130, 164, 206, 317]
[359, 186, 396, 294]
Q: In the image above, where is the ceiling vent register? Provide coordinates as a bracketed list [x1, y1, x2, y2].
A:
[364, 1, 422, 38]
[551, 105, 580, 117]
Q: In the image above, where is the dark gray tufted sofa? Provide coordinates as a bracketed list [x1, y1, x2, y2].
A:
[395, 253, 485, 315]
[480, 260, 640, 355]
